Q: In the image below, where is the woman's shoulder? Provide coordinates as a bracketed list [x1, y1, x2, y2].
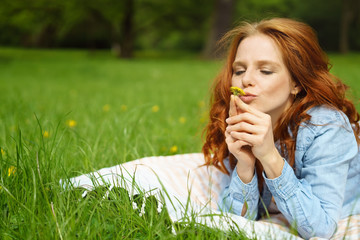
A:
[297, 105, 354, 142]
[296, 105, 358, 155]
[306, 105, 350, 126]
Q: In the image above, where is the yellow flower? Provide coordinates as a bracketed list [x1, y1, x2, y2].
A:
[10, 125, 17, 132]
[1, 148, 5, 157]
[66, 120, 77, 128]
[230, 86, 245, 96]
[43, 131, 49, 138]
[198, 100, 205, 108]
[8, 166, 16, 176]
[199, 111, 209, 123]
[121, 105, 128, 112]
[102, 104, 110, 112]
[170, 145, 178, 153]
[179, 117, 186, 124]
[152, 105, 159, 113]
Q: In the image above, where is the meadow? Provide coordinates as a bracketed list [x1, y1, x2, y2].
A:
[0, 48, 359, 239]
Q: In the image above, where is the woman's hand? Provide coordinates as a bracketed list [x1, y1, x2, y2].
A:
[226, 96, 284, 179]
[225, 95, 256, 183]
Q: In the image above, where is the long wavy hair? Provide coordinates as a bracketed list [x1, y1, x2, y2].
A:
[202, 18, 360, 185]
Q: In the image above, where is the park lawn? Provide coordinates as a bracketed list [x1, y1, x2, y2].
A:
[0, 48, 359, 239]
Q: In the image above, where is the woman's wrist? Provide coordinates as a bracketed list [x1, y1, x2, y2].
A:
[236, 164, 255, 184]
[260, 148, 284, 179]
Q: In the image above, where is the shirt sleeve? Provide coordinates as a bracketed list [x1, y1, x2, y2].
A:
[218, 166, 259, 219]
[264, 113, 358, 239]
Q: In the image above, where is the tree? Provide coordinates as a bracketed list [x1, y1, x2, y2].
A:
[119, 0, 134, 58]
[339, 0, 360, 53]
[203, 0, 235, 59]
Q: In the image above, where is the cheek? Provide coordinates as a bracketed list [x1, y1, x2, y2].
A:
[231, 77, 240, 87]
[262, 77, 292, 99]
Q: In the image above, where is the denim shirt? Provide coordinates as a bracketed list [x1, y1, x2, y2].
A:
[218, 106, 360, 239]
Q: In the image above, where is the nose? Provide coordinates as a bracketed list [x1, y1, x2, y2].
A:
[241, 69, 254, 87]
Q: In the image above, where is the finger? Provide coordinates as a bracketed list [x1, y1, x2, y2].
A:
[228, 140, 251, 153]
[230, 131, 256, 146]
[226, 112, 263, 126]
[226, 121, 261, 134]
[225, 129, 235, 144]
[229, 95, 237, 117]
[234, 96, 263, 117]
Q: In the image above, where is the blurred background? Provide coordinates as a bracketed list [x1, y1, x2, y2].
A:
[0, 0, 359, 58]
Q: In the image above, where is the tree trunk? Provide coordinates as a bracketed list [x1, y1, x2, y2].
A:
[203, 0, 235, 59]
[339, 0, 360, 53]
[120, 0, 134, 58]
[340, 0, 352, 53]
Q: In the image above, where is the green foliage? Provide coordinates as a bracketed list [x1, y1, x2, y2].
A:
[0, 0, 213, 51]
[0, 0, 358, 52]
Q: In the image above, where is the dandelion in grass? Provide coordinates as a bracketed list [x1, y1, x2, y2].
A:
[152, 105, 159, 113]
[170, 145, 178, 153]
[179, 117, 186, 124]
[8, 166, 16, 176]
[198, 100, 205, 108]
[43, 131, 49, 138]
[1, 148, 5, 157]
[121, 104, 128, 112]
[199, 111, 209, 123]
[10, 125, 17, 132]
[102, 104, 110, 112]
[66, 120, 77, 128]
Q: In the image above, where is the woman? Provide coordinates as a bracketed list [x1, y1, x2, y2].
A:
[202, 18, 360, 239]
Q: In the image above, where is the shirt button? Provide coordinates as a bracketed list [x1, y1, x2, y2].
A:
[278, 184, 282, 189]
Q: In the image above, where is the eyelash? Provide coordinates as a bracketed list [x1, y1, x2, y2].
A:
[233, 70, 273, 76]
[234, 70, 245, 76]
[261, 70, 273, 75]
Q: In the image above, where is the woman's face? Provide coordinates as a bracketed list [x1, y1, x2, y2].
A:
[231, 33, 299, 123]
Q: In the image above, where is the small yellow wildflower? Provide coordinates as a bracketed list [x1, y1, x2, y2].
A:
[8, 166, 16, 176]
[170, 145, 178, 153]
[1, 148, 5, 157]
[179, 117, 186, 124]
[102, 104, 110, 112]
[121, 105, 128, 112]
[199, 111, 209, 123]
[43, 131, 49, 138]
[230, 86, 245, 96]
[198, 100, 205, 108]
[66, 120, 77, 128]
[10, 125, 17, 132]
[152, 105, 159, 113]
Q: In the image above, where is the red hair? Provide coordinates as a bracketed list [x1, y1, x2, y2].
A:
[202, 18, 360, 183]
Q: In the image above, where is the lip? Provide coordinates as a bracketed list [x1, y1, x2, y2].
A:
[240, 93, 257, 103]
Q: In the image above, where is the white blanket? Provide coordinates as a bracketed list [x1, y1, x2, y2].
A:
[60, 153, 358, 240]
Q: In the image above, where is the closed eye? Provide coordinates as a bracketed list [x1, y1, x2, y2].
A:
[234, 70, 245, 76]
[260, 70, 273, 75]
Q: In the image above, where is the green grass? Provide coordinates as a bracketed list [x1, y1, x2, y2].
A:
[0, 47, 360, 239]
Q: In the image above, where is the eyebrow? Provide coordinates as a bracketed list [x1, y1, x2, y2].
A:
[232, 60, 281, 68]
